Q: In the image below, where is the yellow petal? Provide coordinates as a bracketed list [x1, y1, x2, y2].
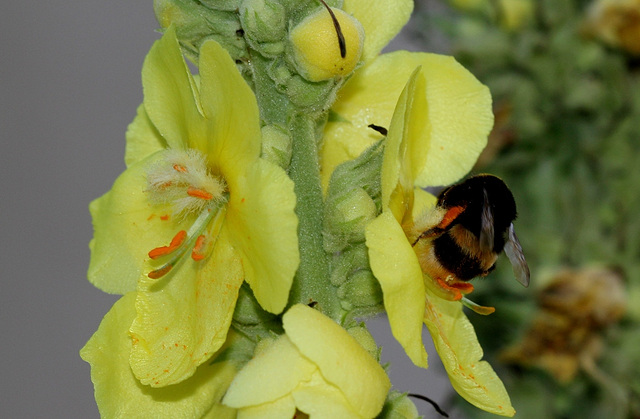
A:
[323, 51, 492, 189]
[292, 371, 362, 419]
[365, 211, 428, 368]
[124, 104, 166, 167]
[142, 26, 205, 151]
[88, 151, 192, 294]
[283, 304, 390, 418]
[423, 286, 515, 416]
[129, 227, 243, 387]
[381, 67, 429, 219]
[412, 187, 437, 220]
[411, 52, 492, 186]
[225, 159, 299, 314]
[223, 336, 317, 408]
[343, 0, 414, 63]
[198, 39, 261, 174]
[80, 293, 238, 418]
[202, 403, 237, 419]
[236, 395, 296, 419]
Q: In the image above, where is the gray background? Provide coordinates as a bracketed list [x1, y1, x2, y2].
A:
[1, 1, 453, 417]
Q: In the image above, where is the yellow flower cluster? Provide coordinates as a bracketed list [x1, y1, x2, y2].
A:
[81, 1, 517, 417]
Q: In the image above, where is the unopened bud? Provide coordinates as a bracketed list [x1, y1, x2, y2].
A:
[338, 269, 383, 310]
[290, 7, 364, 81]
[261, 124, 292, 169]
[239, 0, 286, 56]
[325, 187, 377, 250]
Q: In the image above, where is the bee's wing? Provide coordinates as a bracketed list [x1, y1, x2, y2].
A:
[479, 188, 495, 252]
[504, 223, 530, 287]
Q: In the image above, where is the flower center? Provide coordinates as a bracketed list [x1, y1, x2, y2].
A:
[145, 148, 228, 279]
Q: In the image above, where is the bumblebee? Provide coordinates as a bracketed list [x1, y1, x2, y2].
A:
[411, 174, 530, 302]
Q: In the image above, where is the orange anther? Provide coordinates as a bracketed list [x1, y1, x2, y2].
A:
[449, 281, 475, 295]
[173, 164, 188, 173]
[191, 235, 206, 261]
[187, 187, 213, 200]
[148, 230, 187, 259]
[436, 277, 463, 301]
[148, 264, 173, 279]
[437, 205, 465, 230]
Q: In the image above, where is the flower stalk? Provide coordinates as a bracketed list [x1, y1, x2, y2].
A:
[287, 112, 341, 318]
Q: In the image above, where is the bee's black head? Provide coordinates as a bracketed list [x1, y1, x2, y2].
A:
[437, 174, 517, 250]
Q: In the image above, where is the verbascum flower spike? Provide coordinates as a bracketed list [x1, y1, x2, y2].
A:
[365, 68, 515, 416]
[222, 304, 391, 418]
[86, 26, 299, 387]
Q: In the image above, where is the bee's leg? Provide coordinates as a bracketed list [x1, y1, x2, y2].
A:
[412, 206, 466, 246]
[437, 206, 465, 230]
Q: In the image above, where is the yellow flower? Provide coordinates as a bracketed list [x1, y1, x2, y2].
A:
[86, 27, 299, 387]
[320, 0, 492, 190]
[80, 293, 237, 418]
[364, 69, 515, 416]
[222, 304, 391, 418]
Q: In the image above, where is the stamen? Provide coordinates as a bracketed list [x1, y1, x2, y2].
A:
[191, 235, 207, 261]
[148, 264, 174, 279]
[173, 164, 188, 173]
[146, 199, 226, 279]
[146, 148, 227, 217]
[187, 186, 214, 200]
[461, 297, 496, 315]
[436, 277, 463, 301]
[148, 230, 187, 259]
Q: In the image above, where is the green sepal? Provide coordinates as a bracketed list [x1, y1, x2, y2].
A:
[198, 0, 242, 11]
[154, 0, 247, 65]
[324, 140, 384, 253]
[376, 391, 420, 419]
[329, 244, 370, 287]
[337, 267, 384, 315]
[260, 124, 292, 169]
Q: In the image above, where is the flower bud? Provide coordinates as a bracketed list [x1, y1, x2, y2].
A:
[324, 187, 377, 250]
[346, 323, 380, 361]
[154, 0, 247, 63]
[380, 391, 420, 418]
[329, 244, 370, 287]
[240, 0, 286, 43]
[290, 7, 364, 81]
[338, 269, 383, 311]
[260, 124, 292, 169]
[239, 0, 286, 56]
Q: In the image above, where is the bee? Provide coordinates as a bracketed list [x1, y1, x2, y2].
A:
[411, 174, 530, 300]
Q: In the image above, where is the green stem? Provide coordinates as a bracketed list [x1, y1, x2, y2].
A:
[287, 113, 341, 319]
